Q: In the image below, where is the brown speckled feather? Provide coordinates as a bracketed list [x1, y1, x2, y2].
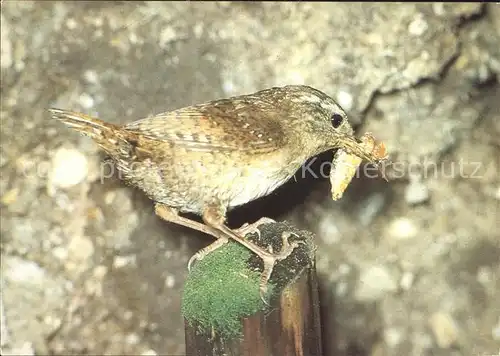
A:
[124, 100, 286, 153]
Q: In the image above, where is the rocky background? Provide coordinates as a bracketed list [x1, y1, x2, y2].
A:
[1, 2, 499, 356]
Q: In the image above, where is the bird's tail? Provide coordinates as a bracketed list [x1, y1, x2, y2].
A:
[49, 108, 127, 157]
[49, 108, 118, 138]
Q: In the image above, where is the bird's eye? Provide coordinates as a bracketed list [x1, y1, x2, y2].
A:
[331, 113, 344, 128]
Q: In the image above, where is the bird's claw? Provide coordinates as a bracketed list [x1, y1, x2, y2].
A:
[235, 217, 276, 240]
[187, 236, 229, 271]
[258, 231, 305, 305]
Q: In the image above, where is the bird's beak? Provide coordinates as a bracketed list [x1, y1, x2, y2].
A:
[324, 133, 370, 161]
[326, 131, 388, 164]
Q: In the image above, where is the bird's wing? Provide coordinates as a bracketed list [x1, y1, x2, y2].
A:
[123, 100, 286, 153]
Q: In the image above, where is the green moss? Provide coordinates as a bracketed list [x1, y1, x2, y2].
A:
[181, 242, 272, 339]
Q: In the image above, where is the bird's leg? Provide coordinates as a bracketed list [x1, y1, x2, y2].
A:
[155, 203, 220, 236]
[234, 217, 277, 240]
[154, 203, 230, 270]
[203, 205, 304, 303]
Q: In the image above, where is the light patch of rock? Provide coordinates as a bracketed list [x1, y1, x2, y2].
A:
[355, 265, 398, 301]
[48, 147, 89, 190]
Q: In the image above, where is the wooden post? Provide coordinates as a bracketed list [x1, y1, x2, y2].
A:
[182, 222, 322, 356]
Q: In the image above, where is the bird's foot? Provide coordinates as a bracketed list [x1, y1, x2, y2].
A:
[257, 231, 304, 304]
[187, 236, 230, 271]
[234, 217, 276, 239]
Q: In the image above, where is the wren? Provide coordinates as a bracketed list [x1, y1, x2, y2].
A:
[49, 85, 386, 300]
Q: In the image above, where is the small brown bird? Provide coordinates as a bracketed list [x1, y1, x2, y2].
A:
[50, 85, 386, 300]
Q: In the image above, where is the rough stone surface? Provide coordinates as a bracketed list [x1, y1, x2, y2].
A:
[1, 2, 498, 356]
